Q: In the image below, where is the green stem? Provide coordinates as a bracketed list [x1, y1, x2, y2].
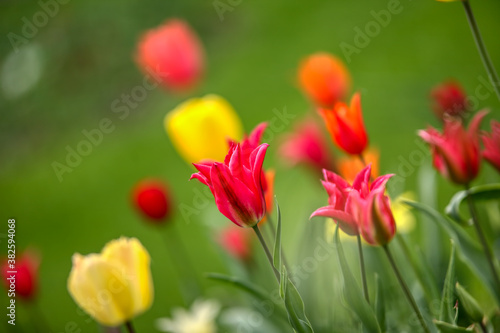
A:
[125, 321, 135, 333]
[462, 0, 500, 102]
[383, 245, 431, 333]
[252, 225, 280, 281]
[356, 234, 370, 304]
[465, 184, 500, 291]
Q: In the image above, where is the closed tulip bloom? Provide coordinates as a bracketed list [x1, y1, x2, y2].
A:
[319, 92, 368, 155]
[358, 188, 396, 246]
[298, 53, 351, 107]
[279, 118, 336, 174]
[431, 81, 468, 120]
[68, 237, 153, 327]
[190, 143, 269, 228]
[132, 179, 171, 223]
[1, 251, 39, 300]
[165, 95, 243, 164]
[419, 110, 488, 184]
[136, 19, 204, 91]
[482, 120, 500, 172]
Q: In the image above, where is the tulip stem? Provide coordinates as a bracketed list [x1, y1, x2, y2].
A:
[479, 321, 488, 333]
[252, 225, 280, 281]
[356, 234, 370, 304]
[266, 213, 291, 272]
[462, 0, 500, 102]
[464, 184, 500, 291]
[383, 245, 431, 333]
[125, 321, 135, 333]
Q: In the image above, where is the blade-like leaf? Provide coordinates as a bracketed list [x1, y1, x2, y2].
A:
[280, 266, 314, 333]
[440, 242, 456, 324]
[455, 282, 484, 324]
[206, 272, 269, 300]
[403, 200, 500, 305]
[273, 200, 282, 272]
[335, 226, 381, 333]
[374, 274, 386, 332]
[445, 184, 500, 225]
[433, 320, 472, 332]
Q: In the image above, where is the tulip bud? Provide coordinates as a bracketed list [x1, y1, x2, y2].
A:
[298, 53, 351, 107]
[319, 92, 368, 155]
[360, 188, 396, 246]
[136, 19, 204, 91]
[431, 81, 468, 120]
[132, 179, 172, 223]
[165, 94, 243, 164]
[455, 283, 484, 323]
[482, 120, 500, 172]
[67, 237, 154, 327]
[1, 251, 39, 301]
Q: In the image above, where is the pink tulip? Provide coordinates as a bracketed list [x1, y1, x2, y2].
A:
[482, 120, 500, 172]
[418, 110, 488, 185]
[279, 118, 336, 174]
[431, 81, 468, 120]
[311, 164, 395, 245]
[190, 143, 269, 228]
[218, 226, 252, 260]
[136, 19, 204, 91]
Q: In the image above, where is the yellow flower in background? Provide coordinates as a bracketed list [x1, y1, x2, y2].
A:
[67, 237, 153, 327]
[165, 94, 243, 164]
[392, 192, 416, 234]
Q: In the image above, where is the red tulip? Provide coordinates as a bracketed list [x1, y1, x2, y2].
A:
[311, 165, 395, 246]
[1, 251, 39, 300]
[419, 110, 488, 184]
[298, 53, 351, 107]
[482, 120, 500, 172]
[136, 19, 204, 91]
[191, 143, 269, 228]
[279, 118, 336, 174]
[218, 226, 252, 260]
[319, 92, 368, 155]
[132, 179, 171, 223]
[431, 81, 468, 120]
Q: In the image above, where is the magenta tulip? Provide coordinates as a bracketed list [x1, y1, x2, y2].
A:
[482, 120, 500, 172]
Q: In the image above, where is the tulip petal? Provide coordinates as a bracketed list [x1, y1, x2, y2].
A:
[310, 206, 358, 235]
[352, 164, 371, 197]
[370, 173, 394, 191]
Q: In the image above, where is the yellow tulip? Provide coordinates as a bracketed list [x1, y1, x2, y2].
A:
[67, 237, 153, 327]
[165, 94, 243, 164]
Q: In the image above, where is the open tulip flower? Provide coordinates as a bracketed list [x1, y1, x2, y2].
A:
[67, 237, 153, 328]
[311, 164, 396, 245]
[419, 110, 488, 185]
[298, 52, 351, 107]
[190, 142, 269, 228]
[319, 92, 368, 155]
[136, 19, 204, 91]
[482, 120, 500, 172]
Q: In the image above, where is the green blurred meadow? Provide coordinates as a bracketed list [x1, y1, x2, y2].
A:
[1, 0, 500, 332]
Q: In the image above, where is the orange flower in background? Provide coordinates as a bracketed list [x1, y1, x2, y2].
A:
[132, 179, 172, 224]
[431, 80, 468, 120]
[1, 250, 39, 301]
[338, 148, 379, 184]
[298, 53, 351, 107]
[259, 169, 275, 225]
[319, 92, 368, 155]
[136, 19, 204, 91]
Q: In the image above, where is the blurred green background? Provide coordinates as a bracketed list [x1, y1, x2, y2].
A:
[1, 0, 500, 332]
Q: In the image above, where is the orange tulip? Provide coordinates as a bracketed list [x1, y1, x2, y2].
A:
[338, 148, 379, 184]
[319, 92, 368, 155]
[298, 53, 351, 107]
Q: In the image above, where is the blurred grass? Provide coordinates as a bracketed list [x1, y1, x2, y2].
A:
[1, 0, 500, 331]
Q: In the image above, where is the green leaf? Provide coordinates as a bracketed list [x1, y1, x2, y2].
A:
[374, 274, 386, 332]
[206, 272, 269, 301]
[273, 200, 282, 272]
[280, 266, 314, 333]
[440, 242, 456, 324]
[455, 282, 484, 324]
[403, 200, 500, 305]
[335, 226, 381, 333]
[433, 320, 472, 332]
[446, 184, 500, 226]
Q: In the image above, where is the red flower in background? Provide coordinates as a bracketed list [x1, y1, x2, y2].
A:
[298, 53, 351, 107]
[133, 179, 172, 223]
[136, 19, 204, 91]
[218, 226, 252, 260]
[419, 110, 488, 185]
[279, 118, 337, 174]
[1, 251, 39, 300]
[319, 92, 368, 155]
[431, 81, 469, 120]
[482, 120, 500, 172]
